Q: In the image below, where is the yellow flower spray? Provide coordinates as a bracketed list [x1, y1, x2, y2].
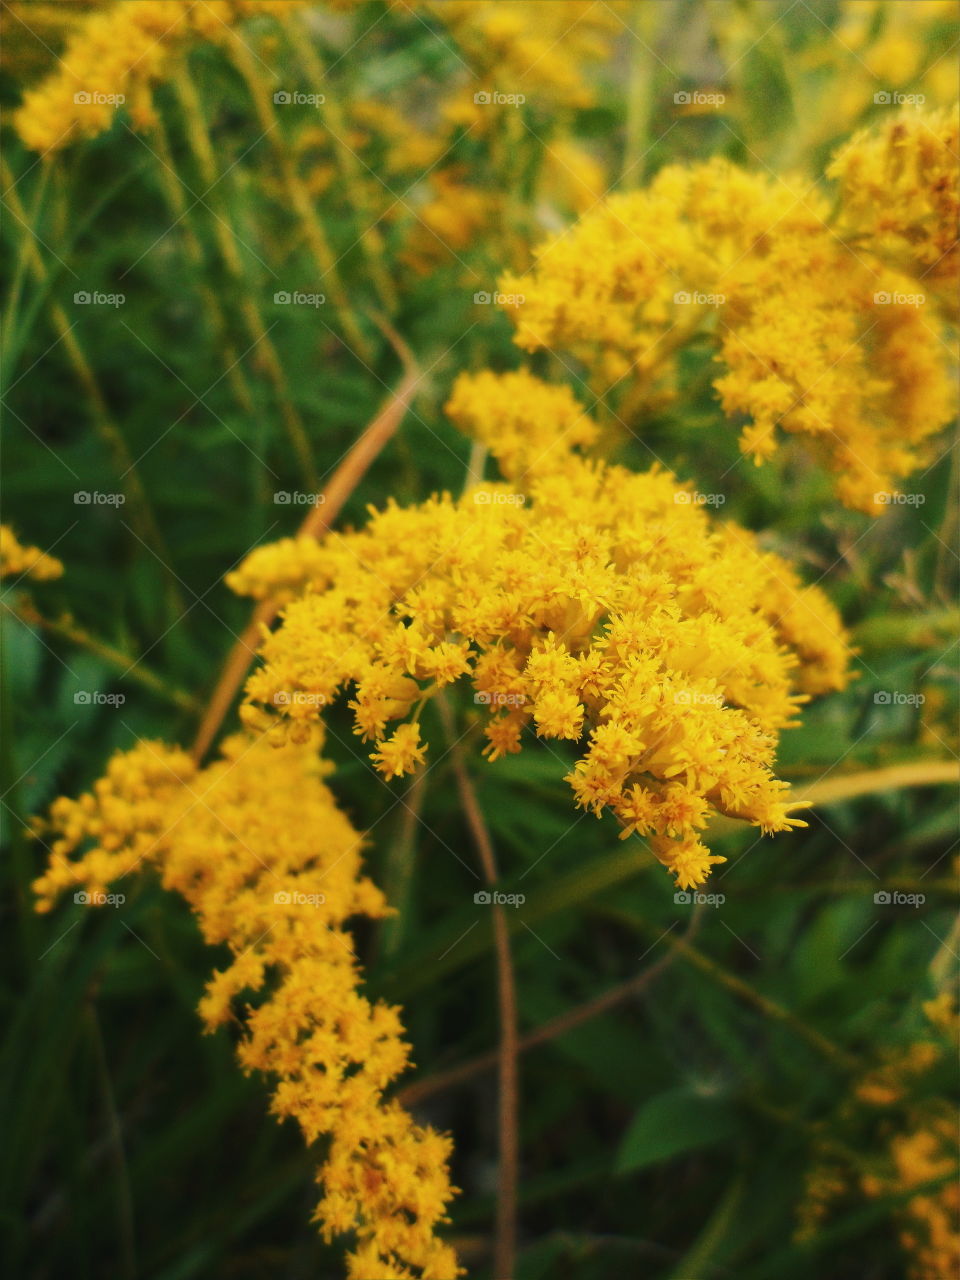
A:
[501, 106, 958, 513]
[231, 374, 851, 892]
[0, 524, 63, 582]
[33, 731, 462, 1280]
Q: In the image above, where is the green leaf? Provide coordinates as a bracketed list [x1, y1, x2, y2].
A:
[615, 1085, 737, 1175]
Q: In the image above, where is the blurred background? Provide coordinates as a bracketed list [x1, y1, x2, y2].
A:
[1, 2, 957, 1277]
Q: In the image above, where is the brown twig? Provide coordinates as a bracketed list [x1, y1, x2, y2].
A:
[439, 697, 518, 1280]
[191, 360, 420, 761]
[399, 916, 697, 1109]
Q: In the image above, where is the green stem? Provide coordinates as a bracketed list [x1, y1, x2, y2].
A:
[4, 602, 201, 713]
[622, 0, 660, 186]
[172, 67, 319, 490]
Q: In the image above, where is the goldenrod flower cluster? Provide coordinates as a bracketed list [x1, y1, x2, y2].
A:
[829, 105, 959, 296]
[502, 107, 957, 513]
[811, 1, 959, 140]
[14, 0, 298, 152]
[799, 993, 959, 1280]
[33, 733, 462, 1280]
[0, 524, 63, 581]
[229, 378, 850, 891]
[0, 1, 104, 85]
[428, 0, 625, 113]
[13, 0, 620, 288]
[15, 0, 622, 152]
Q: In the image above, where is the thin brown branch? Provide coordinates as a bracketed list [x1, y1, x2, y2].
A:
[439, 697, 518, 1280]
[398, 916, 697, 1109]
[191, 361, 420, 762]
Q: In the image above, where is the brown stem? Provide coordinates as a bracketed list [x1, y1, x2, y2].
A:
[191, 361, 420, 761]
[439, 697, 518, 1280]
[399, 915, 697, 1109]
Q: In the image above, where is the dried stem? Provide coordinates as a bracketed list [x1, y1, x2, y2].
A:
[399, 915, 698, 1109]
[438, 696, 518, 1280]
[191, 360, 420, 761]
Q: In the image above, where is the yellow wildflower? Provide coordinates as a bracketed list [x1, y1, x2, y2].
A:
[828, 104, 959, 297]
[0, 524, 63, 582]
[446, 369, 599, 481]
[426, 0, 625, 110]
[14, 0, 301, 152]
[503, 109, 957, 513]
[33, 733, 462, 1280]
[799, 992, 959, 1280]
[234, 396, 850, 890]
